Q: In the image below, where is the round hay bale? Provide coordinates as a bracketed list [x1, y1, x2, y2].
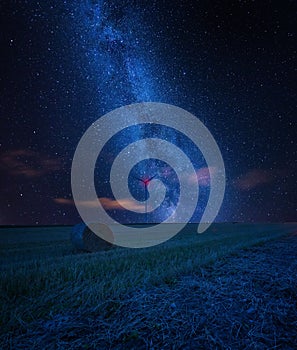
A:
[71, 223, 114, 252]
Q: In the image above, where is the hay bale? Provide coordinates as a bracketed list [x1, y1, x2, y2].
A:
[71, 223, 114, 252]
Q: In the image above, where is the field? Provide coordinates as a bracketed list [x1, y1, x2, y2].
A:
[1, 223, 297, 349]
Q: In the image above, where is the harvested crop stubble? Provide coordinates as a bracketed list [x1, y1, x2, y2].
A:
[5, 232, 297, 349]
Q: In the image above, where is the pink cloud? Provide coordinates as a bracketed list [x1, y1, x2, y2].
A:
[0, 149, 61, 177]
[187, 167, 217, 186]
[54, 198, 75, 205]
[54, 197, 144, 211]
[234, 169, 274, 191]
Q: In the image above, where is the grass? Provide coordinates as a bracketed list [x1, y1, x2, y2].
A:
[0, 222, 296, 346]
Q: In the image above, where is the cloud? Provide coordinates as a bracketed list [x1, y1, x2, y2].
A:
[54, 198, 74, 205]
[187, 167, 217, 186]
[99, 197, 144, 210]
[0, 149, 61, 177]
[234, 169, 275, 191]
[54, 197, 144, 211]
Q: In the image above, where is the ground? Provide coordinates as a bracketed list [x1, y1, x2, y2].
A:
[3, 229, 297, 349]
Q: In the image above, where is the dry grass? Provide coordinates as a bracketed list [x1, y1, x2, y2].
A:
[1, 223, 297, 349]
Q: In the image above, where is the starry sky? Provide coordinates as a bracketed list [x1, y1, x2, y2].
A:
[0, 0, 296, 225]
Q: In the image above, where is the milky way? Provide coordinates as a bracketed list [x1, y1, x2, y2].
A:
[67, 1, 163, 108]
[66, 0, 208, 224]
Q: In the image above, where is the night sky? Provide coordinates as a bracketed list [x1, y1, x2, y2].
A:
[0, 0, 296, 225]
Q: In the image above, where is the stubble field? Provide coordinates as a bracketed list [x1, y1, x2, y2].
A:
[1, 223, 297, 349]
